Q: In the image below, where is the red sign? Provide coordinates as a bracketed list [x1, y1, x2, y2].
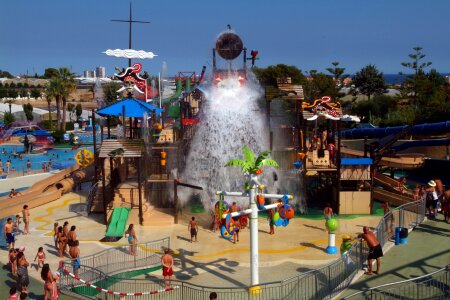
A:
[182, 119, 200, 125]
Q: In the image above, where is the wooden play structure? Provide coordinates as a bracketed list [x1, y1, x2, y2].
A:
[87, 67, 206, 234]
[265, 77, 420, 215]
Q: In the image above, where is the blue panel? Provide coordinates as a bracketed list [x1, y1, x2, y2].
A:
[340, 158, 373, 165]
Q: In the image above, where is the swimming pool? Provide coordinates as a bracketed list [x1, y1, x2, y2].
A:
[73, 133, 117, 144]
[0, 145, 93, 176]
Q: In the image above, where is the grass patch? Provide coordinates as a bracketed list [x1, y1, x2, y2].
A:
[71, 266, 162, 297]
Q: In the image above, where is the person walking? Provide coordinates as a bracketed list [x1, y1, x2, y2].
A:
[34, 247, 46, 269]
[381, 202, 394, 237]
[62, 221, 69, 254]
[268, 208, 275, 235]
[53, 222, 59, 250]
[4, 218, 16, 250]
[188, 217, 198, 243]
[161, 248, 174, 288]
[9, 248, 18, 276]
[22, 205, 30, 235]
[125, 224, 137, 256]
[323, 203, 334, 220]
[57, 226, 66, 258]
[41, 264, 53, 300]
[8, 287, 19, 300]
[230, 202, 240, 243]
[209, 292, 218, 300]
[67, 226, 77, 250]
[358, 226, 383, 275]
[69, 240, 81, 277]
[16, 251, 30, 294]
[426, 180, 439, 217]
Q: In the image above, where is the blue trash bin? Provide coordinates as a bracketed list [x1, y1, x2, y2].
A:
[399, 227, 408, 244]
[395, 227, 401, 245]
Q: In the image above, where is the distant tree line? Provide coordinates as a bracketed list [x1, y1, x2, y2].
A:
[253, 47, 449, 126]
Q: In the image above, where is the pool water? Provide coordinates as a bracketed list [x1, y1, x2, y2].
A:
[73, 133, 117, 144]
[0, 145, 93, 174]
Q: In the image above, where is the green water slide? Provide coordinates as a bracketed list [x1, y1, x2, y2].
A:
[160, 79, 183, 106]
[106, 207, 130, 237]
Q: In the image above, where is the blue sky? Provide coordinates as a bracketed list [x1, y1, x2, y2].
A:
[1, 0, 449, 77]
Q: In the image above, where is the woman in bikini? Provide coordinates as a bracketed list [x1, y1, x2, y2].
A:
[125, 224, 137, 256]
[53, 222, 59, 250]
[57, 226, 66, 258]
[41, 263, 53, 300]
[34, 247, 46, 269]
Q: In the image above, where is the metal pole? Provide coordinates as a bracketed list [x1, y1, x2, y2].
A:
[122, 105, 126, 138]
[138, 157, 143, 225]
[174, 179, 178, 224]
[249, 175, 259, 286]
[92, 109, 98, 184]
[102, 158, 107, 224]
[107, 116, 111, 139]
[128, 0, 132, 67]
[159, 73, 162, 109]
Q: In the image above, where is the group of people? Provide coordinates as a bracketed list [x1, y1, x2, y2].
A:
[4, 206, 30, 249]
[211, 202, 249, 243]
[423, 179, 450, 221]
[53, 221, 81, 275]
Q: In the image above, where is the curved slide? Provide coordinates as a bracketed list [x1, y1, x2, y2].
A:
[160, 66, 206, 106]
[373, 189, 414, 207]
[160, 79, 182, 106]
[373, 172, 414, 207]
[391, 137, 450, 152]
[105, 207, 130, 237]
[0, 165, 94, 219]
[373, 172, 413, 196]
[340, 121, 450, 139]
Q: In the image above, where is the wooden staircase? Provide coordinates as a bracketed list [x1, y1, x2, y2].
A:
[110, 180, 174, 226]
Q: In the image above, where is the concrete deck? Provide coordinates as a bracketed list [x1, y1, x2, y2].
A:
[1, 192, 445, 298]
[338, 214, 450, 298]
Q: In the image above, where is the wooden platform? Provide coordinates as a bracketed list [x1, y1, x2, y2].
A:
[129, 206, 174, 226]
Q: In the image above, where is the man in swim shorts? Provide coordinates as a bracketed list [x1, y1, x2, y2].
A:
[161, 248, 174, 288]
[323, 203, 334, 220]
[359, 226, 383, 275]
[188, 217, 198, 243]
[4, 218, 15, 250]
[69, 240, 81, 276]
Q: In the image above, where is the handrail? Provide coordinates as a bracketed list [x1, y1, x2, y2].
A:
[85, 181, 98, 215]
[60, 200, 426, 299]
[342, 265, 449, 299]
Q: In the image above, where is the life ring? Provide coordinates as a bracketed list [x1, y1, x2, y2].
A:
[75, 149, 94, 167]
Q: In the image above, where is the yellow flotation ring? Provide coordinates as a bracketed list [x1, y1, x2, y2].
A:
[75, 149, 94, 167]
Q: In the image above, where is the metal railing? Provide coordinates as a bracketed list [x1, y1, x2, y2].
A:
[59, 200, 426, 299]
[85, 181, 99, 215]
[342, 265, 449, 299]
[61, 237, 169, 277]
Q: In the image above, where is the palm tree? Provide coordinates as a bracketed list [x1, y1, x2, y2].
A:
[225, 146, 279, 175]
[58, 68, 76, 131]
[45, 77, 63, 131]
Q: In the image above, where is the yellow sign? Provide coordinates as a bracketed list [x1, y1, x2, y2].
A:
[75, 149, 94, 167]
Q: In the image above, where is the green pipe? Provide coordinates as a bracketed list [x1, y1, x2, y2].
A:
[160, 79, 182, 106]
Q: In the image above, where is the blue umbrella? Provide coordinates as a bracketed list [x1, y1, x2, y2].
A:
[97, 98, 163, 118]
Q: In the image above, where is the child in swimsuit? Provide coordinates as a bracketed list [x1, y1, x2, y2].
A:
[9, 248, 17, 276]
[34, 247, 46, 269]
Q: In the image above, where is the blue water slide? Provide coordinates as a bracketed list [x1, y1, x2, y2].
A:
[340, 121, 450, 139]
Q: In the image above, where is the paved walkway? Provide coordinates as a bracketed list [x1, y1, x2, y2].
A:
[338, 214, 450, 298]
[2, 192, 447, 299]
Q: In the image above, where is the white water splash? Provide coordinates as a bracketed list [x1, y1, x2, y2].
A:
[180, 71, 269, 208]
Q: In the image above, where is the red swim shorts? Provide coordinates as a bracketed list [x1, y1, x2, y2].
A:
[163, 266, 173, 276]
